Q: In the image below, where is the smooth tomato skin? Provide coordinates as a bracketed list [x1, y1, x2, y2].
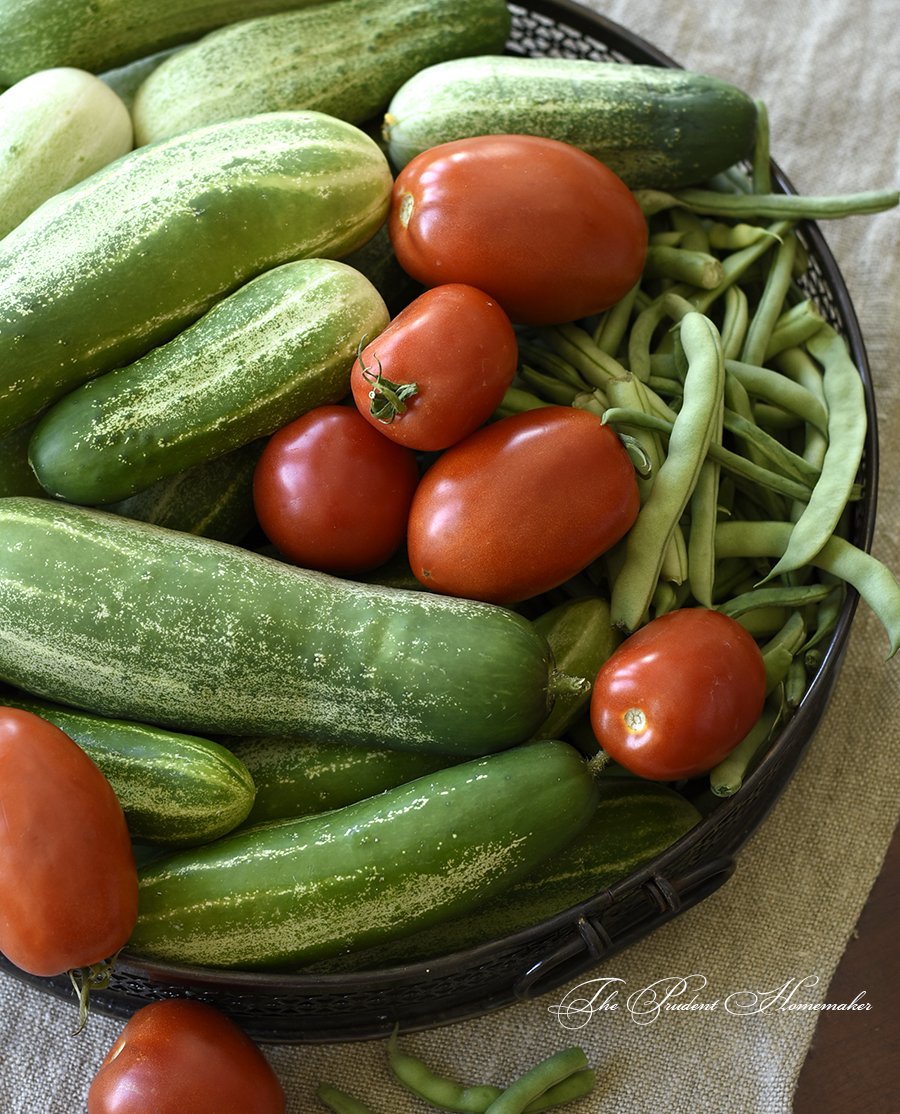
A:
[0, 707, 137, 977]
[407, 406, 640, 604]
[350, 283, 518, 451]
[253, 404, 420, 574]
[87, 999, 286, 1114]
[388, 134, 648, 326]
[589, 609, 767, 781]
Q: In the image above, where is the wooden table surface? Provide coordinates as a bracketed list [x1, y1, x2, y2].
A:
[792, 816, 900, 1111]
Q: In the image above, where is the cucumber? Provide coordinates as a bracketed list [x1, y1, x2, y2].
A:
[0, 497, 574, 753]
[222, 735, 456, 828]
[383, 55, 759, 189]
[0, 687, 255, 845]
[131, 0, 512, 146]
[0, 110, 392, 441]
[103, 439, 266, 544]
[28, 258, 390, 505]
[312, 779, 702, 971]
[0, 0, 338, 86]
[0, 66, 133, 240]
[125, 739, 600, 969]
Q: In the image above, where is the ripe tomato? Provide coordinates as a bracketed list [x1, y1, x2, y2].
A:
[87, 998, 286, 1114]
[0, 707, 137, 977]
[253, 404, 420, 574]
[589, 609, 767, 781]
[407, 406, 640, 604]
[388, 134, 648, 326]
[350, 284, 518, 451]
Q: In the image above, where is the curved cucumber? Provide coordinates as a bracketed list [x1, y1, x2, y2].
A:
[0, 66, 133, 240]
[126, 739, 600, 969]
[0, 0, 337, 86]
[223, 735, 455, 828]
[0, 688, 255, 845]
[0, 497, 567, 753]
[28, 259, 390, 505]
[383, 55, 758, 189]
[0, 110, 392, 440]
[132, 0, 512, 145]
[314, 779, 701, 970]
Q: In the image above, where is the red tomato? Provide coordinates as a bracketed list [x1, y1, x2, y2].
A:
[589, 609, 767, 781]
[87, 998, 286, 1114]
[253, 404, 420, 574]
[388, 134, 648, 326]
[350, 284, 518, 451]
[407, 406, 640, 604]
[0, 707, 137, 977]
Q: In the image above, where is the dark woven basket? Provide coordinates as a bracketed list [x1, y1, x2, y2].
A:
[0, 0, 878, 1042]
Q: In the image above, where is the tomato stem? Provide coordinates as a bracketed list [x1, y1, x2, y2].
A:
[68, 952, 119, 1034]
[356, 339, 418, 424]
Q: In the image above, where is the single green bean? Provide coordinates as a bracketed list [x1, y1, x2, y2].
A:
[669, 205, 713, 253]
[482, 1049, 591, 1114]
[760, 610, 808, 694]
[495, 387, 556, 416]
[751, 98, 772, 195]
[519, 365, 584, 406]
[709, 700, 781, 797]
[740, 231, 798, 367]
[715, 520, 900, 658]
[317, 1083, 379, 1114]
[724, 357, 828, 436]
[592, 279, 640, 356]
[689, 221, 795, 315]
[643, 244, 725, 288]
[707, 222, 782, 251]
[785, 655, 808, 708]
[722, 407, 822, 486]
[800, 580, 846, 652]
[763, 298, 826, 360]
[718, 581, 834, 620]
[626, 283, 694, 382]
[720, 283, 750, 361]
[636, 186, 900, 221]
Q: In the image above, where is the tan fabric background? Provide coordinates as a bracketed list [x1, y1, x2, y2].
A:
[2, 0, 899, 1110]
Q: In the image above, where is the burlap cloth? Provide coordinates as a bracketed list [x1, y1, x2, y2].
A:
[1, 0, 898, 1110]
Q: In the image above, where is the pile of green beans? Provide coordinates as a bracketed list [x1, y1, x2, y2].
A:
[497, 111, 900, 798]
[315, 1031, 596, 1114]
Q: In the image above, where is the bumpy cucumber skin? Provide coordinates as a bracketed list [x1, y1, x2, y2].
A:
[126, 739, 600, 969]
[28, 259, 390, 505]
[103, 438, 266, 544]
[312, 779, 701, 971]
[0, 67, 133, 239]
[0, 688, 255, 845]
[0, 0, 337, 86]
[132, 0, 512, 146]
[223, 735, 456, 828]
[0, 110, 392, 441]
[384, 55, 758, 189]
[0, 498, 557, 753]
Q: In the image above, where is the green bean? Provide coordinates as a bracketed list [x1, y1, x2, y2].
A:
[688, 370, 724, 608]
[759, 610, 808, 693]
[715, 520, 900, 658]
[718, 581, 834, 620]
[800, 580, 846, 652]
[669, 205, 712, 253]
[626, 284, 694, 382]
[689, 221, 795, 315]
[610, 313, 725, 633]
[316, 1083, 379, 1114]
[661, 520, 689, 584]
[592, 279, 640, 356]
[709, 699, 781, 797]
[763, 298, 826, 360]
[536, 322, 628, 389]
[643, 244, 725, 288]
[605, 375, 665, 502]
[707, 221, 783, 251]
[763, 325, 867, 580]
[495, 386, 556, 416]
[482, 1048, 591, 1114]
[724, 358, 828, 436]
[785, 655, 808, 708]
[635, 186, 899, 221]
[516, 340, 590, 391]
[571, 387, 610, 417]
[724, 364, 789, 521]
[518, 365, 584, 406]
[720, 283, 750, 361]
[751, 98, 772, 195]
[722, 407, 822, 486]
[740, 231, 798, 367]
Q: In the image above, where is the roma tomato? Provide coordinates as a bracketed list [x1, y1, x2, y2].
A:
[253, 404, 420, 574]
[388, 134, 648, 326]
[87, 998, 286, 1114]
[407, 406, 640, 604]
[0, 707, 137, 977]
[589, 608, 767, 781]
[350, 284, 518, 451]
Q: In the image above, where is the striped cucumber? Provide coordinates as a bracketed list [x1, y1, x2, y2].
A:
[0, 498, 579, 753]
[126, 739, 600, 969]
[0, 0, 338, 86]
[0, 687, 255, 845]
[0, 66, 133, 239]
[131, 0, 513, 145]
[0, 110, 392, 440]
[28, 258, 390, 505]
[312, 778, 701, 970]
[383, 55, 758, 188]
[222, 735, 456, 828]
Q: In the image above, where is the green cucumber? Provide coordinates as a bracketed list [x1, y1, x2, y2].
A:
[383, 55, 758, 189]
[0, 497, 576, 753]
[0, 0, 338, 86]
[222, 735, 456, 828]
[131, 0, 513, 146]
[0, 110, 392, 441]
[0, 687, 255, 845]
[0, 66, 133, 239]
[103, 438, 266, 544]
[531, 595, 620, 741]
[126, 739, 600, 969]
[312, 778, 702, 971]
[28, 258, 390, 505]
